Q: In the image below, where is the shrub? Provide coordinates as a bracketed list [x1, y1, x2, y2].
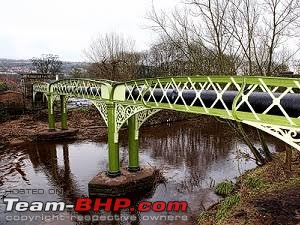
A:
[0, 81, 8, 92]
[198, 211, 210, 223]
[214, 181, 234, 196]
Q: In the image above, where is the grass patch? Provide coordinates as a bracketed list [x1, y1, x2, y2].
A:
[215, 194, 240, 223]
[198, 211, 210, 223]
[244, 176, 264, 190]
[214, 180, 234, 196]
[0, 81, 8, 92]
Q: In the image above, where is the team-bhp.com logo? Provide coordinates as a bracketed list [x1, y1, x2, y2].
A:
[3, 197, 188, 213]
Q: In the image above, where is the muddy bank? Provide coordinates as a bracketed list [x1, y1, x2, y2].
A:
[198, 150, 300, 225]
[0, 107, 202, 146]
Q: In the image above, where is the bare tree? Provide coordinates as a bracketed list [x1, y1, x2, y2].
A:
[229, 0, 300, 75]
[147, 2, 237, 75]
[226, 0, 260, 74]
[31, 54, 62, 75]
[263, 0, 300, 75]
[187, 0, 235, 73]
[84, 33, 139, 81]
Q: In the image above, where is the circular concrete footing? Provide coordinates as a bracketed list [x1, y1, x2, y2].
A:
[88, 166, 156, 197]
[36, 128, 79, 141]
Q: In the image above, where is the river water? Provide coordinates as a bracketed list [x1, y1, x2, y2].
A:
[0, 118, 284, 225]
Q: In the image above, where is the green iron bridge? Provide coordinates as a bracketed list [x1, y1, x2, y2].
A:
[33, 76, 300, 177]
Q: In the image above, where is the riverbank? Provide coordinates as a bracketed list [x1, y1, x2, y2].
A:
[0, 107, 201, 147]
[0, 108, 106, 147]
[198, 150, 300, 225]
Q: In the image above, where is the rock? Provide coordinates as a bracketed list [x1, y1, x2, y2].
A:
[201, 190, 223, 210]
[9, 139, 25, 146]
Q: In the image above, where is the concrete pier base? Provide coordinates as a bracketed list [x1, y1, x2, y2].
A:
[88, 166, 156, 197]
[36, 128, 79, 141]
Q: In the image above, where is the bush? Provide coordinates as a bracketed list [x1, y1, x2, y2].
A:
[214, 181, 234, 196]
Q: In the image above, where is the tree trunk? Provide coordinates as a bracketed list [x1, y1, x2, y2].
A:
[285, 146, 292, 172]
[257, 129, 272, 162]
[236, 122, 266, 165]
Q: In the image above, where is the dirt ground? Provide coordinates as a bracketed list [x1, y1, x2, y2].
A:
[0, 108, 108, 146]
[252, 186, 300, 225]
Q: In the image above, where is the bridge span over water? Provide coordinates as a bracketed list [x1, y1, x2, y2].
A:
[33, 76, 300, 176]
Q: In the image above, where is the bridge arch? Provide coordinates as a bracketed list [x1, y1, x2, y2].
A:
[32, 81, 50, 103]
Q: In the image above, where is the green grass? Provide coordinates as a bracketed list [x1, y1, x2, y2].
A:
[215, 194, 240, 223]
[197, 150, 300, 225]
[198, 211, 210, 223]
[214, 181, 234, 196]
[244, 176, 264, 190]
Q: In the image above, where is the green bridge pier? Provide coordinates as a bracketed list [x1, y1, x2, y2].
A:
[47, 94, 68, 131]
[44, 95, 141, 178]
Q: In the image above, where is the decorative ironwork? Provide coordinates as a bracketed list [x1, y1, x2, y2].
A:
[136, 109, 161, 128]
[244, 121, 300, 150]
[32, 82, 50, 101]
[50, 79, 112, 101]
[91, 100, 108, 126]
[115, 104, 149, 132]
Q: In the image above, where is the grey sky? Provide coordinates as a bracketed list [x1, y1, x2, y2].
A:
[0, 0, 180, 61]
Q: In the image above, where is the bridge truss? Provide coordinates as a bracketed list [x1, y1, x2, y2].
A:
[33, 76, 300, 176]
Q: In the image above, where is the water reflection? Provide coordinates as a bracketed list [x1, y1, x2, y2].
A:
[26, 143, 82, 203]
[0, 119, 284, 225]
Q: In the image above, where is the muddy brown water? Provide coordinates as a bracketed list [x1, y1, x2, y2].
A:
[0, 119, 285, 225]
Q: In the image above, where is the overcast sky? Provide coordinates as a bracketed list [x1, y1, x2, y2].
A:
[0, 0, 180, 61]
